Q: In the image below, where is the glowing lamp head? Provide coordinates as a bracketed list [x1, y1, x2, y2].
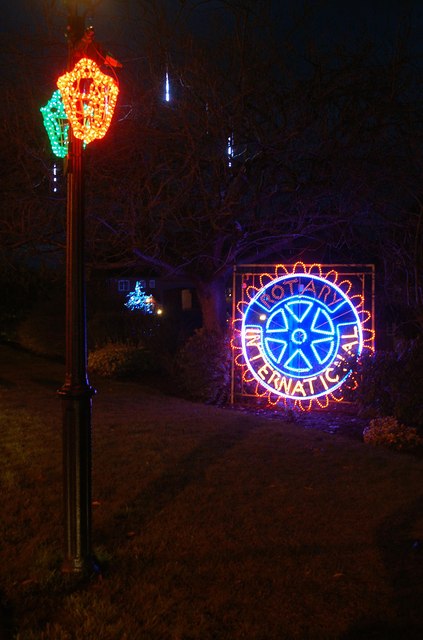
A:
[57, 57, 119, 144]
[40, 89, 69, 158]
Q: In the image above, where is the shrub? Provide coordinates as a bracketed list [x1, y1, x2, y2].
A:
[88, 342, 158, 378]
[363, 416, 423, 452]
[176, 328, 231, 404]
[88, 308, 164, 349]
[394, 339, 423, 428]
[353, 351, 397, 418]
[88, 306, 179, 376]
[15, 299, 64, 358]
[0, 267, 61, 342]
[354, 340, 423, 430]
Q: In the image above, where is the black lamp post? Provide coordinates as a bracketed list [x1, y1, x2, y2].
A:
[55, 0, 120, 572]
[58, 0, 95, 574]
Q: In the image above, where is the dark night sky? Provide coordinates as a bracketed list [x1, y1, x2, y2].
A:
[3, 0, 423, 58]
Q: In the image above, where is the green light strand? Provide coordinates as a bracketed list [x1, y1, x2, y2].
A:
[40, 89, 69, 158]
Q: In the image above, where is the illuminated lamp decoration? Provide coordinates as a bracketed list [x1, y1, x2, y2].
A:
[40, 89, 69, 158]
[232, 263, 375, 411]
[125, 281, 155, 314]
[57, 57, 119, 144]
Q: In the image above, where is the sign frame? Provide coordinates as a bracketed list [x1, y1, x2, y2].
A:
[231, 263, 375, 410]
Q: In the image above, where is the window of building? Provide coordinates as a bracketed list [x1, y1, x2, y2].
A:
[118, 279, 130, 292]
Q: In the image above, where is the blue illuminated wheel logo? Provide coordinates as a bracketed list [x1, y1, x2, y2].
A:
[241, 273, 363, 400]
[265, 296, 337, 377]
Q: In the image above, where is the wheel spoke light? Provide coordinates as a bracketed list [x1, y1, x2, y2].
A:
[57, 57, 119, 144]
[40, 89, 69, 158]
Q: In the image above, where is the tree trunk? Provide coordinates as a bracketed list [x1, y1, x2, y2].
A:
[195, 277, 228, 335]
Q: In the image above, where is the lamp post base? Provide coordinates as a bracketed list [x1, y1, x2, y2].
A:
[59, 383, 96, 574]
[61, 555, 100, 576]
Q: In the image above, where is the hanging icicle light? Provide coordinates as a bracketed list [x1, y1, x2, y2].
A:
[227, 132, 234, 168]
[165, 69, 170, 102]
[52, 163, 59, 192]
[57, 57, 119, 144]
[40, 89, 69, 158]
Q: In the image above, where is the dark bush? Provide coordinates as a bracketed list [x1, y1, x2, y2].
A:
[176, 328, 231, 404]
[355, 340, 423, 430]
[394, 339, 423, 429]
[88, 308, 160, 349]
[353, 351, 398, 417]
[14, 294, 65, 358]
[363, 416, 423, 451]
[0, 267, 63, 346]
[87, 286, 180, 376]
[88, 342, 160, 378]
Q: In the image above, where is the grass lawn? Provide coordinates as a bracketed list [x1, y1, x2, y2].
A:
[0, 343, 422, 639]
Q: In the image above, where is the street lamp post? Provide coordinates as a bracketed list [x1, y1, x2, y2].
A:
[59, 137, 95, 573]
[58, 1, 94, 574]
[49, 1, 120, 573]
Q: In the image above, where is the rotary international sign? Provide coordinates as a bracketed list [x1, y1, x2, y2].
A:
[232, 263, 375, 410]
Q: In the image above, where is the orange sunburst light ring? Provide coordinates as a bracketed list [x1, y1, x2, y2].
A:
[275, 264, 290, 278]
[324, 270, 339, 284]
[292, 261, 306, 273]
[245, 286, 259, 300]
[337, 279, 353, 295]
[258, 272, 274, 289]
[307, 263, 323, 277]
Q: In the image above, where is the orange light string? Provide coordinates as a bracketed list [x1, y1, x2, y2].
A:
[57, 58, 119, 144]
